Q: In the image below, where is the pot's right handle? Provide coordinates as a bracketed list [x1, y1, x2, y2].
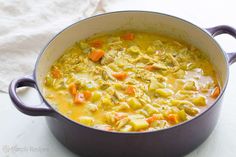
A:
[206, 25, 236, 65]
[9, 75, 55, 116]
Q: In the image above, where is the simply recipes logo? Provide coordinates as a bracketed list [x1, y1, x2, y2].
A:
[1, 145, 49, 154]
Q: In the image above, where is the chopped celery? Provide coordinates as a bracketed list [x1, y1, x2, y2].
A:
[127, 97, 142, 110]
[146, 46, 156, 54]
[152, 63, 168, 70]
[178, 110, 187, 121]
[108, 36, 121, 43]
[106, 87, 115, 95]
[116, 117, 129, 130]
[113, 83, 123, 90]
[100, 82, 110, 90]
[174, 69, 185, 79]
[183, 80, 197, 90]
[156, 88, 174, 97]
[149, 78, 164, 91]
[178, 90, 197, 95]
[130, 118, 149, 131]
[79, 41, 89, 49]
[101, 96, 113, 107]
[171, 99, 194, 107]
[136, 109, 149, 117]
[120, 125, 132, 132]
[78, 116, 94, 126]
[127, 45, 141, 54]
[45, 75, 53, 87]
[144, 104, 158, 115]
[129, 114, 145, 120]
[113, 102, 130, 111]
[192, 95, 207, 106]
[91, 92, 101, 102]
[184, 106, 199, 116]
[108, 63, 120, 72]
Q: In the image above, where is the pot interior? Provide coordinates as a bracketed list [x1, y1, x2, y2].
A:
[35, 11, 228, 104]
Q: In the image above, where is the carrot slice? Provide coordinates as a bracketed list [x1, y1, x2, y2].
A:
[211, 86, 220, 98]
[167, 114, 179, 124]
[145, 65, 155, 71]
[112, 72, 128, 81]
[69, 84, 77, 96]
[51, 67, 61, 79]
[138, 130, 145, 132]
[146, 114, 158, 124]
[125, 85, 135, 96]
[121, 32, 135, 40]
[88, 49, 105, 62]
[89, 39, 103, 48]
[74, 93, 85, 104]
[83, 90, 92, 100]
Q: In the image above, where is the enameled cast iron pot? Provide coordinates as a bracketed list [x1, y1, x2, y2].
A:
[9, 11, 236, 157]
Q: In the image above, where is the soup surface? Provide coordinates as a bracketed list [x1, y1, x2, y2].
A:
[43, 31, 220, 132]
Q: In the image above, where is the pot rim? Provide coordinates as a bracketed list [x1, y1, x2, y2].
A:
[34, 10, 229, 135]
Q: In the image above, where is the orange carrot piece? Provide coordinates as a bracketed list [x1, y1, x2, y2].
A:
[125, 85, 135, 96]
[83, 90, 92, 100]
[167, 114, 179, 124]
[138, 130, 145, 132]
[51, 68, 61, 79]
[112, 72, 128, 81]
[211, 86, 220, 98]
[88, 49, 105, 62]
[121, 32, 135, 40]
[69, 84, 77, 96]
[74, 93, 85, 104]
[145, 65, 155, 71]
[89, 39, 103, 48]
[146, 114, 158, 124]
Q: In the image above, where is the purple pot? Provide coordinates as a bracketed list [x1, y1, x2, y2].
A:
[8, 11, 236, 157]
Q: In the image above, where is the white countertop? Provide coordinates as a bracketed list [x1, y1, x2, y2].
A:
[1, 0, 236, 156]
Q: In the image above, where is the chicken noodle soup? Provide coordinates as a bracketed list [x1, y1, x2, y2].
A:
[43, 31, 220, 132]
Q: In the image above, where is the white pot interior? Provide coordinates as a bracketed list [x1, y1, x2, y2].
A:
[35, 11, 228, 94]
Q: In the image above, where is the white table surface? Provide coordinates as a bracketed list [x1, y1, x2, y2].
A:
[1, 0, 236, 156]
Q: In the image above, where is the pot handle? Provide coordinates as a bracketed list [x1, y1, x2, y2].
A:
[206, 25, 236, 65]
[9, 75, 55, 116]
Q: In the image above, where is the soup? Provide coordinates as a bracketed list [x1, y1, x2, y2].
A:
[43, 31, 220, 132]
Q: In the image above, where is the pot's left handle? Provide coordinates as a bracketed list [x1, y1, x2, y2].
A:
[9, 75, 55, 116]
[206, 25, 236, 64]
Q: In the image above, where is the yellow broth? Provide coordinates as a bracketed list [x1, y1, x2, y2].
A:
[43, 31, 220, 132]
